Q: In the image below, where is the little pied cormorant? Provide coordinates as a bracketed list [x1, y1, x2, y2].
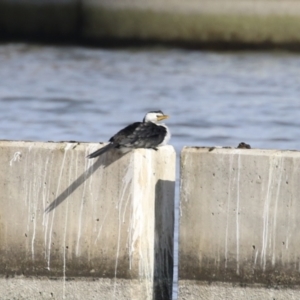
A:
[87, 110, 171, 159]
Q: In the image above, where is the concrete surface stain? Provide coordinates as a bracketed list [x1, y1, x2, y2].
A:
[75, 147, 88, 257]
[261, 153, 284, 271]
[9, 151, 21, 166]
[235, 152, 241, 276]
[46, 143, 72, 270]
[224, 154, 234, 270]
[113, 155, 133, 299]
[94, 209, 109, 244]
[272, 155, 283, 267]
[261, 155, 274, 271]
[62, 149, 73, 299]
[133, 151, 153, 299]
[42, 155, 52, 262]
[42, 156, 50, 226]
[254, 249, 259, 266]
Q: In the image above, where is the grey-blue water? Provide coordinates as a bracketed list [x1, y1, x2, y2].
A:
[1, 44, 300, 150]
[1, 44, 300, 299]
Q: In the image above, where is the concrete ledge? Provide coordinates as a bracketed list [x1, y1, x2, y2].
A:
[179, 280, 300, 300]
[179, 147, 300, 297]
[83, 2, 300, 47]
[0, 277, 153, 300]
[0, 141, 175, 300]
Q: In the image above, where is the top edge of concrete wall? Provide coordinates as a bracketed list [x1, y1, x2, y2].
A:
[0, 140, 97, 145]
[182, 146, 300, 155]
[0, 140, 101, 153]
[0, 140, 176, 156]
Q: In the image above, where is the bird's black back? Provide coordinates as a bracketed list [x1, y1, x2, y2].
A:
[109, 121, 167, 149]
[109, 122, 141, 144]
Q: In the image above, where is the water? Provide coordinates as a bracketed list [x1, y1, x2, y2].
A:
[1, 44, 300, 150]
[1, 43, 300, 299]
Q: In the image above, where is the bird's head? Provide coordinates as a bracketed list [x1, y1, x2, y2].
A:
[143, 110, 169, 123]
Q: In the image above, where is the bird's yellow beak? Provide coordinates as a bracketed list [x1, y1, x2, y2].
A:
[157, 115, 169, 121]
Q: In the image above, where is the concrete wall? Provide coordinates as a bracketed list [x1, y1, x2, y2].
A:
[1, 0, 300, 48]
[0, 141, 175, 300]
[179, 147, 300, 299]
[82, 0, 300, 48]
[4, 142, 300, 299]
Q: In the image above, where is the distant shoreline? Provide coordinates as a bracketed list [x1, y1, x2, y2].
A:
[1, 0, 300, 51]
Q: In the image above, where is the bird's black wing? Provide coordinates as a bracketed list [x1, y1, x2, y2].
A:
[120, 122, 167, 148]
[87, 122, 142, 158]
[87, 143, 115, 158]
[109, 122, 142, 144]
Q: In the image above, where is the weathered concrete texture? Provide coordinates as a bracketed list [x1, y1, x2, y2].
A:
[0, 141, 175, 300]
[0, 277, 164, 300]
[180, 147, 300, 290]
[179, 281, 300, 300]
[82, 0, 300, 47]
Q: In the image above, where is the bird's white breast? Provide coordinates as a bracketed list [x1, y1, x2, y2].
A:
[159, 124, 171, 146]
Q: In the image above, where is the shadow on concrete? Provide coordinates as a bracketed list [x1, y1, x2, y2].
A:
[44, 149, 125, 213]
[153, 179, 175, 300]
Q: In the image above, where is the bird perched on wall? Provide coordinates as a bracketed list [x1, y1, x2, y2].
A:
[87, 110, 171, 159]
[237, 142, 251, 149]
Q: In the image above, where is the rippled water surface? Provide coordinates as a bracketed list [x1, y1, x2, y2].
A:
[1, 44, 300, 299]
[1, 44, 300, 151]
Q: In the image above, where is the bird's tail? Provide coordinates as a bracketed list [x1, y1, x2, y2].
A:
[87, 143, 115, 159]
